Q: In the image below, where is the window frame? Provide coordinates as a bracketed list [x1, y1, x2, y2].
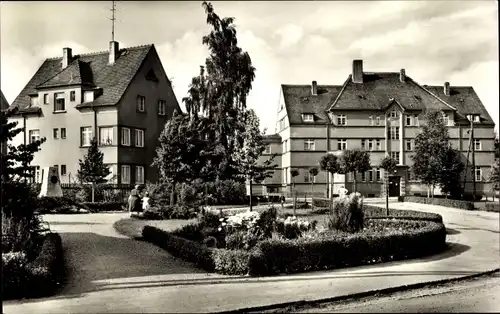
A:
[29, 129, 40, 144]
[376, 139, 381, 151]
[121, 127, 131, 146]
[61, 165, 67, 176]
[474, 167, 482, 182]
[337, 139, 347, 151]
[137, 95, 146, 112]
[376, 168, 381, 182]
[473, 139, 481, 151]
[303, 114, 314, 122]
[389, 126, 400, 140]
[406, 114, 412, 126]
[70, 91, 76, 102]
[158, 100, 166, 116]
[53, 128, 59, 139]
[135, 165, 145, 184]
[61, 128, 66, 139]
[135, 129, 145, 148]
[54, 92, 66, 112]
[390, 111, 398, 119]
[390, 151, 400, 163]
[337, 114, 347, 126]
[43, 93, 49, 104]
[121, 165, 131, 184]
[304, 139, 315, 151]
[369, 115, 373, 126]
[99, 127, 114, 146]
[406, 139, 412, 151]
[80, 126, 93, 147]
[263, 144, 271, 154]
[376, 115, 381, 125]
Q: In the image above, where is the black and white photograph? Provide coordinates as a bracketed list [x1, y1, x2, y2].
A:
[1, 1, 499, 313]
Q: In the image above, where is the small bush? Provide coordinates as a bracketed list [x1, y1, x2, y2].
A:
[328, 194, 364, 233]
[80, 201, 125, 212]
[275, 216, 315, 239]
[485, 203, 500, 213]
[402, 196, 475, 210]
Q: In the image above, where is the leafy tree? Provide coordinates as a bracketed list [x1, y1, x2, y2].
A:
[182, 2, 256, 182]
[233, 109, 276, 211]
[153, 110, 206, 205]
[339, 149, 371, 193]
[494, 133, 499, 159]
[320, 154, 340, 211]
[411, 110, 451, 198]
[309, 167, 319, 209]
[380, 156, 397, 216]
[489, 158, 500, 201]
[437, 147, 464, 199]
[1, 108, 45, 219]
[290, 168, 299, 215]
[77, 138, 110, 202]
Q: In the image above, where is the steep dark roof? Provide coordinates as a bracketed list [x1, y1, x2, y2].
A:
[282, 84, 342, 125]
[10, 44, 153, 110]
[425, 85, 494, 125]
[1, 90, 9, 111]
[328, 73, 454, 112]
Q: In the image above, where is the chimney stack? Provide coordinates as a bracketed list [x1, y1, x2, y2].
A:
[400, 69, 406, 82]
[311, 81, 318, 96]
[62, 48, 72, 69]
[109, 41, 119, 65]
[352, 60, 363, 84]
[444, 82, 450, 96]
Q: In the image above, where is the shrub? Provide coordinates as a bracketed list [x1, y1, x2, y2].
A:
[2, 214, 44, 255]
[225, 230, 247, 250]
[2, 233, 64, 300]
[275, 216, 314, 239]
[80, 202, 125, 212]
[328, 194, 364, 233]
[485, 203, 500, 213]
[363, 205, 443, 223]
[402, 196, 475, 210]
[249, 220, 446, 276]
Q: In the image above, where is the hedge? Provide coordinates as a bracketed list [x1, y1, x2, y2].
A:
[485, 203, 500, 213]
[36, 196, 125, 213]
[80, 201, 125, 212]
[401, 196, 475, 210]
[363, 205, 443, 223]
[142, 226, 250, 275]
[142, 219, 446, 276]
[2, 233, 64, 299]
[249, 220, 446, 276]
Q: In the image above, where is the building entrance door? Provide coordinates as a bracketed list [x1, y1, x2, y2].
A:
[388, 176, 401, 197]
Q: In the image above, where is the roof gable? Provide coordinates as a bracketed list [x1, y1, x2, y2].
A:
[11, 44, 153, 110]
[327, 73, 453, 112]
[1, 90, 9, 111]
[282, 84, 342, 125]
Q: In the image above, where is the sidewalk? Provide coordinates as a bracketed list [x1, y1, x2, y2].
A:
[3, 202, 499, 313]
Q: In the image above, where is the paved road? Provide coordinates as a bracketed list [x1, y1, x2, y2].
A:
[3, 202, 499, 313]
[290, 273, 500, 313]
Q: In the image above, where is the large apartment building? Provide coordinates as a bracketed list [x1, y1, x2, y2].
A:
[259, 60, 496, 198]
[8, 41, 180, 184]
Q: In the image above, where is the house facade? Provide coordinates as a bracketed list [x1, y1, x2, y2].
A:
[8, 41, 180, 184]
[259, 60, 496, 198]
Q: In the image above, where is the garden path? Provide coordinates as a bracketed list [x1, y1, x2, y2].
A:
[3, 202, 499, 313]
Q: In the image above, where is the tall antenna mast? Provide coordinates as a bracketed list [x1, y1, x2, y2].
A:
[110, 1, 116, 42]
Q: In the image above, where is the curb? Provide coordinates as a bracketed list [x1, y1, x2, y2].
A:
[215, 268, 500, 314]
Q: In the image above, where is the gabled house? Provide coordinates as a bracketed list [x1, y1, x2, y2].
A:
[8, 41, 181, 184]
[260, 60, 496, 198]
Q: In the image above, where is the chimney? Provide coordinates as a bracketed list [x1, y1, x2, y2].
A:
[400, 69, 406, 82]
[352, 60, 363, 83]
[62, 47, 72, 69]
[311, 81, 318, 96]
[109, 41, 119, 65]
[444, 82, 450, 96]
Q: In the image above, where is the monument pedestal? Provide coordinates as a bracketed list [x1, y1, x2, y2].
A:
[38, 166, 63, 198]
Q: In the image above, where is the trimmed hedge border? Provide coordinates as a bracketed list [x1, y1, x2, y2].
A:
[401, 196, 475, 211]
[485, 203, 500, 213]
[363, 205, 443, 223]
[36, 196, 125, 213]
[2, 232, 64, 300]
[142, 218, 447, 276]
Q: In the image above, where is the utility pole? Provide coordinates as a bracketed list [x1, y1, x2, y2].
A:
[110, 1, 116, 42]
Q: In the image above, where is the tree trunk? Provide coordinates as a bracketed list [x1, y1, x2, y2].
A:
[170, 182, 175, 206]
[249, 179, 253, 212]
[91, 182, 95, 203]
[353, 171, 357, 193]
[311, 182, 314, 210]
[385, 173, 389, 216]
[330, 175, 335, 212]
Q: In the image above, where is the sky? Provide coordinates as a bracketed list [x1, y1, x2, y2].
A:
[1, 1, 498, 133]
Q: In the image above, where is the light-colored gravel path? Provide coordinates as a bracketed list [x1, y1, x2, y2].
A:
[3, 201, 499, 314]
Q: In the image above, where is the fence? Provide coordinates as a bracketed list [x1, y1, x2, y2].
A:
[33, 183, 134, 203]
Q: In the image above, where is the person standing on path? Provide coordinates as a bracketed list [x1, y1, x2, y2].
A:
[128, 185, 144, 217]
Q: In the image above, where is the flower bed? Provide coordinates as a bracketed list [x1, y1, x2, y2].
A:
[401, 196, 475, 210]
[2, 232, 64, 299]
[142, 196, 447, 276]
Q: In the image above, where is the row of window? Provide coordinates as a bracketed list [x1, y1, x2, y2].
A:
[302, 112, 446, 127]
[121, 165, 144, 184]
[137, 95, 167, 115]
[28, 127, 146, 148]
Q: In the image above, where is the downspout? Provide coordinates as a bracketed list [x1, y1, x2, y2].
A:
[92, 106, 98, 140]
[326, 121, 330, 198]
[23, 114, 27, 145]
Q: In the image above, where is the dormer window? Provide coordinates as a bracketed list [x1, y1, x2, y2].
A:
[303, 114, 314, 122]
[84, 91, 94, 103]
[30, 96, 38, 107]
[441, 112, 449, 126]
[390, 110, 398, 118]
[474, 115, 480, 122]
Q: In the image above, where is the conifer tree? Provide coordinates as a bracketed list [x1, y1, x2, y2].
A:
[77, 138, 110, 202]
